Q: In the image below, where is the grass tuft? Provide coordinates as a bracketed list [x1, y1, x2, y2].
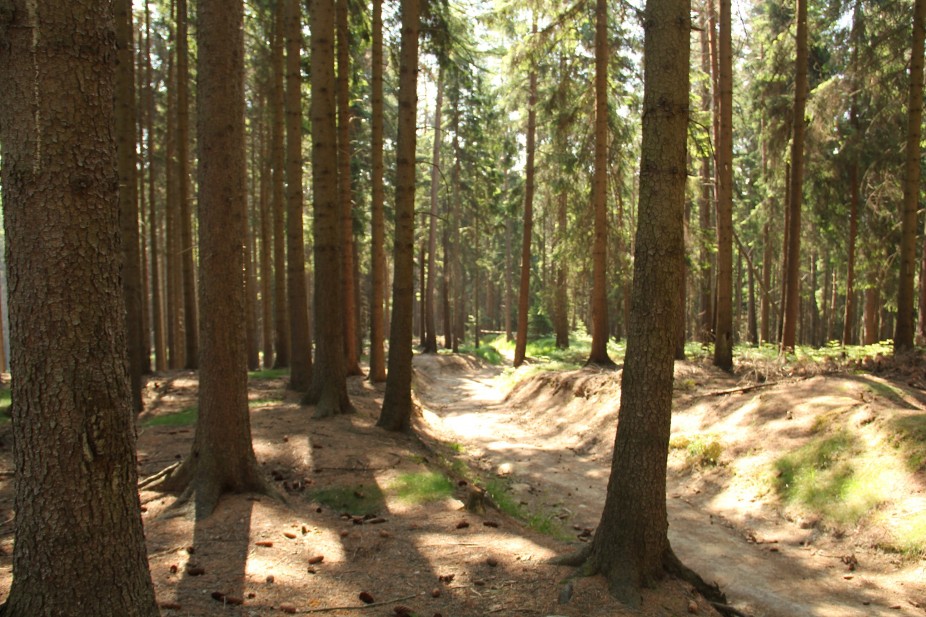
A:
[483, 478, 572, 541]
[670, 433, 723, 467]
[888, 414, 926, 472]
[390, 472, 454, 504]
[142, 406, 198, 427]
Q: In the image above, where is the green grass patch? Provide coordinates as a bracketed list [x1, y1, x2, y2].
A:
[670, 433, 723, 467]
[390, 472, 454, 504]
[890, 511, 926, 558]
[248, 368, 289, 380]
[888, 414, 926, 472]
[458, 344, 504, 365]
[312, 484, 385, 516]
[483, 478, 572, 541]
[773, 431, 886, 526]
[142, 406, 198, 427]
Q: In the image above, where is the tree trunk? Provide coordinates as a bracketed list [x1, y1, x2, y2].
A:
[305, 0, 354, 417]
[698, 8, 714, 344]
[554, 188, 570, 349]
[369, 0, 388, 382]
[0, 0, 160, 610]
[513, 18, 538, 368]
[116, 0, 144, 411]
[780, 0, 808, 352]
[561, 0, 703, 603]
[842, 157, 859, 346]
[895, 0, 926, 352]
[286, 0, 312, 391]
[864, 280, 880, 345]
[337, 0, 363, 375]
[153, 0, 271, 518]
[259, 108, 274, 368]
[166, 5, 183, 370]
[145, 0, 167, 372]
[713, 0, 733, 370]
[588, 0, 614, 366]
[271, 3, 290, 368]
[423, 72, 444, 354]
[177, 0, 199, 369]
[378, 0, 420, 431]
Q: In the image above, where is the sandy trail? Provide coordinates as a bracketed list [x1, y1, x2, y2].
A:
[415, 355, 926, 617]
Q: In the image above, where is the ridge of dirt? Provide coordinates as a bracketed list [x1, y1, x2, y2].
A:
[413, 353, 926, 617]
[0, 367, 721, 616]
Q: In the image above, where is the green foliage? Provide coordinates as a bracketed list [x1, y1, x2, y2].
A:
[141, 407, 198, 427]
[773, 431, 885, 526]
[483, 478, 571, 541]
[248, 368, 289, 380]
[249, 396, 285, 408]
[670, 433, 723, 467]
[888, 414, 926, 472]
[459, 344, 503, 365]
[390, 472, 454, 504]
[312, 484, 385, 516]
[891, 511, 926, 558]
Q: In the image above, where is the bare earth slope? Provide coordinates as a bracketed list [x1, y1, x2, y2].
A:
[414, 353, 926, 617]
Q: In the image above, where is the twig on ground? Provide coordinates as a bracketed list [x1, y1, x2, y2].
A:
[300, 592, 423, 613]
[693, 381, 785, 398]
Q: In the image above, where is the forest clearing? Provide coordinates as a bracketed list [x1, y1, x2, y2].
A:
[0, 347, 920, 616]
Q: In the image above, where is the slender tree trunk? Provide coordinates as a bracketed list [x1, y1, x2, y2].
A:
[505, 200, 514, 343]
[259, 109, 274, 368]
[338, 0, 363, 375]
[554, 188, 570, 348]
[145, 0, 166, 371]
[698, 8, 714, 343]
[781, 0, 809, 352]
[0, 0, 160, 609]
[561, 0, 706, 603]
[286, 0, 312, 390]
[442, 228, 453, 349]
[177, 0, 199, 369]
[271, 3, 290, 368]
[513, 18, 538, 368]
[378, 0, 420, 431]
[895, 0, 926, 352]
[304, 0, 354, 417]
[165, 13, 183, 370]
[588, 0, 614, 365]
[368, 0, 388, 382]
[842, 159, 859, 346]
[452, 108, 465, 351]
[864, 277, 880, 345]
[747, 251, 758, 345]
[423, 72, 444, 354]
[713, 0, 733, 369]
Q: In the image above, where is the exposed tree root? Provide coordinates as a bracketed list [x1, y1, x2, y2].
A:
[547, 544, 592, 568]
[138, 461, 181, 490]
[662, 546, 727, 605]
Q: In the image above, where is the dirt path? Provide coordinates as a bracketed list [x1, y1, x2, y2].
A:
[414, 354, 926, 617]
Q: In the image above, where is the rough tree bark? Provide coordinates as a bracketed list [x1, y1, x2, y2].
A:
[151, 0, 271, 518]
[271, 2, 290, 368]
[553, 0, 723, 606]
[713, 0, 733, 370]
[304, 0, 354, 417]
[780, 0, 809, 352]
[587, 0, 615, 366]
[369, 0, 388, 382]
[423, 71, 444, 354]
[513, 18, 538, 368]
[285, 0, 312, 391]
[378, 0, 421, 431]
[895, 0, 925, 352]
[0, 0, 160, 611]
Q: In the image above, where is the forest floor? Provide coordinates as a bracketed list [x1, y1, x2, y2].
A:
[0, 349, 921, 616]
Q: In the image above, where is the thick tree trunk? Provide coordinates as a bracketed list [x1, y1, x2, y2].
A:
[588, 0, 614, 366]
[713, 0, 733, 370]
[286, 0, 312, 391]
[423, 73, 444, 354]
[0, 0, 159, 611]
[781, 0, 809, 352]
[562, 0, 704, 604]
[337, 0, 363, 375]
[369, 0, 388, 382]
[513, 18, 538, 368]
[864, 280, 880, 345]
[895, 0, 926, 352]
[378, 0, 420, 431]
[271, 3, 290, 369]
[305, 0, 354, 417]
